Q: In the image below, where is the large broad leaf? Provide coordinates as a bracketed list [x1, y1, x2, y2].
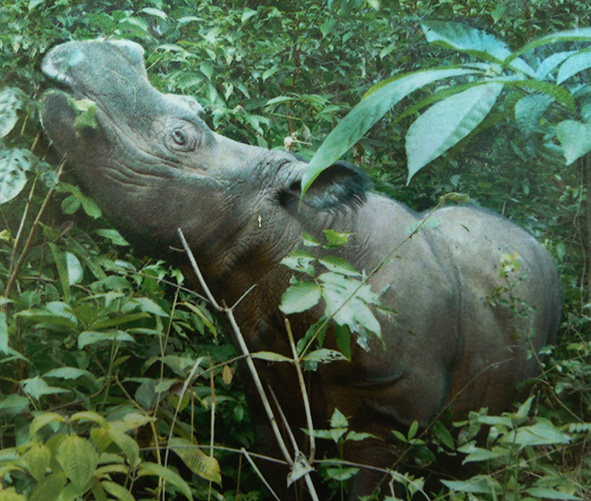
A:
[0, 148, 35, 204]
[421, 21, 535, 77]
[557, 49, 591, 84]
[55, 435, 99, 491]
[301, 67, 478, 195]
[29, 471, 67, 501]
[556, 120, 591, 164]
[0, 87, 25, 138]
[406, 82, 504, 182]
[16, 301, 78, 329]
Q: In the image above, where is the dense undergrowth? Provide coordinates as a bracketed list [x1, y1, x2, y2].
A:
[1, 0, 591, 499]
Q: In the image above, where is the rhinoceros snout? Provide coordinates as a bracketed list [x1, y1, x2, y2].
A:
[42, 42, 87, 88]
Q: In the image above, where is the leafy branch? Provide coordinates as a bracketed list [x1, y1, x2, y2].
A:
[301, 23, 591, 196]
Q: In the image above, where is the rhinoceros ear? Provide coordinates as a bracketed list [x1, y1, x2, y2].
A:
[279, 161, 370, 213]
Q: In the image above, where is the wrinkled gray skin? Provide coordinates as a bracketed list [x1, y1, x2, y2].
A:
[42, 40, 561, 499]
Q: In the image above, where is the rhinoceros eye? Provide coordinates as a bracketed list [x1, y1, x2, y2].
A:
[172, 129, 186, 144]
[166, 123, 197, 152]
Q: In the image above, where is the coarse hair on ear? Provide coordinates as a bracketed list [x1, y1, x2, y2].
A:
[278, 160, 371, 214]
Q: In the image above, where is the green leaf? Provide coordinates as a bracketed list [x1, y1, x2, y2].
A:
[24, 443, 52, 482]
[137, 462, 194, 500]
[514, 94, 554, 138]
[100, 480, 135, 501]
[67, 97, 98, 133]
[301, 232, 321, 247]
[432, 421, 455, 449]
[29, 412, 66, 437]
[95, 229, 129, 246]
[251, 351, 292, 362]
[458, 442, 508, 463]
[330, 408, 349, 429]
[334, 323, 352, 360]
[280, 280, 322, 314]
[0, 148, 35, 204]
[301, 67, 478, 196]
[140, 7, 167, 19]
[556, 120, 591, 164]
[319, 256, 361, 276]
[22, 376, 69, 401]
[281, 250, 317, 275]
[28, 0, 46, 11]
[100, 481, 135, 501]
[557, 49, 591, 84]
[322, 229, 353, 247]
[406, 82, 504, 183]
[504, 419, 572, 448]
[536, 50, 577, 80]
[0, 312, 8, 354]
[16, 301, 78, 329]
[55, 435, 98, 490]
[44, 367, 95, 381]
[57, 183, 102, 218]
[0, 87, 24, 138]
[70, 411, 108, 427]
[515, 394, 535, 419]
[302, 348, 347, 364]
[241, 8, 257, 23]
[131, 297, 168, 317]
[324, 466, 359, 481]
[319, 273, 382, 337]
[107, 428, 139, 466]
[0, 394, 29, 417]
[525, 487, 579, 500]
[49, 243, 71, 300]
[78, 330, 135, 349]
[441, 475, 500, 494]
[0, 487, 27, 501]
[502, 78, 575, 112]
[169, 437, 221, 484]
[29, 471, 67, 501]
[421, 21, 535, 76]
[510, 27, 591, 63]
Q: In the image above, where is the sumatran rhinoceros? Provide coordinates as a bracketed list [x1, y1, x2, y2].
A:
[41, 40, 561, 499]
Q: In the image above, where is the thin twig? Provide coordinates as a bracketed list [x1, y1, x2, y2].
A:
[285, 318, 316, 462]
[177, 228, 323, 498]
[242, 448, 282, 501]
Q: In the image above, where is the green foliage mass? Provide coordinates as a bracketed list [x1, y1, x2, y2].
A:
[1, 0, 591, 499]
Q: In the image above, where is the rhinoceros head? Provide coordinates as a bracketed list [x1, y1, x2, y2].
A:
[41, 39, 368, 267]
